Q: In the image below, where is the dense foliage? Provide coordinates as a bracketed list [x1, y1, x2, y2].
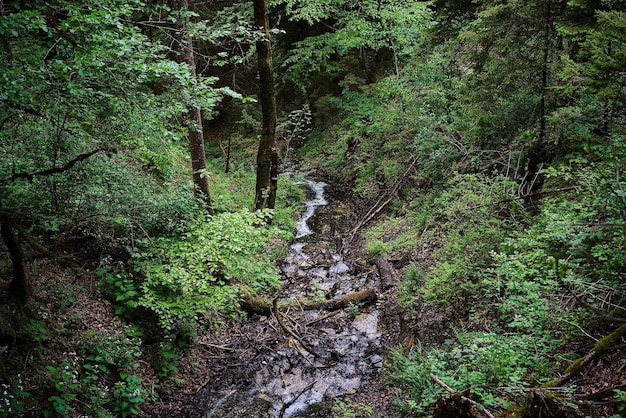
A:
[272, 0, 625, 415]
[1, 0, 625, 416]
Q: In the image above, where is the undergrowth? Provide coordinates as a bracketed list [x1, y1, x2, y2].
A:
[384, 152, 626, 415]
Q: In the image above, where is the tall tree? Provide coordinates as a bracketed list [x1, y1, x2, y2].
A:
[181, 0, 214, 214]
[274, 0, 432, 90]
[253, 0, 279, 211]
[0, 0, 226, 306]
[0, 216, 32, 310]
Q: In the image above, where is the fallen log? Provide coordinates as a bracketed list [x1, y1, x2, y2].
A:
[542, 322, 626, 388]
[369, 257, 397, 290]
[501, 322, 626, 417]
[240, 288, 377, 316]
[239, 287, 272, 317]
[303, 289, 377, 311]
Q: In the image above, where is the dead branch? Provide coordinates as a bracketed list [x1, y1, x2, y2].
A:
[348, 156, 419, 240]
[303, 289, 377, 311]
[1, 147, 118, 183]
[369, 257, 398, 290]
[575, 384, 626, 401]
[542, 322, 626, 388]
[279, 381, 316, 418]
[272, 299, 318, 358]
[501, 324, 626, 416]
[468, 186, 577, 211]
[14, 222, 86, 273]
[305, 309, 341, 326]
[430, 373, 496, 418]
[184, 373, 214, 395]
[198, 342, 235, 351]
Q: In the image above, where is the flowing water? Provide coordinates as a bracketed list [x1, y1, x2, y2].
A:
[199, 179, 383, 417]
[294, 180, 328, 239]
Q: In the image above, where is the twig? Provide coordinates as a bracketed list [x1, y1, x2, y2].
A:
[279, 381, 316, 418]
[574, 384, 626, 401]
[305, 309, 342, 326]
[545, 323, 626, 388]
[14, 220, 86, 273]
[468, 186, 577, 211]
[198, 342, 235, 351]
[185, 373, 213, 395]
[429, 373, 496, 418]
[348, 156, 419, 240]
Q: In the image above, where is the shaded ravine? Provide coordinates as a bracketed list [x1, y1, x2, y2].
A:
[197, 178, 384, 417]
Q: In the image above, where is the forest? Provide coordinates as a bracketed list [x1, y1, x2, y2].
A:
[1, 0, 625, 417]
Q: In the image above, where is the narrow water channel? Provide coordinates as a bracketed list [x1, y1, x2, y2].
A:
[200, 179, 383, 417]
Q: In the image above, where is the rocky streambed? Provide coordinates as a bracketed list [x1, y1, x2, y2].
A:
[188, 178, 394, 417]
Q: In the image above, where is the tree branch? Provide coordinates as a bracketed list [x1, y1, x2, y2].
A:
[468, 186, 577, 211]
[1, 147, 118, 183]
[430, 373, 496, 418]
[542, 322, 626, 388]
[272, 298, 319, 358]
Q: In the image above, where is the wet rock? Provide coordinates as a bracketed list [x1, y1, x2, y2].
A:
[329, 261, 350, 275]
[200, 177, 387, 418]
[352, 311, 380, 336]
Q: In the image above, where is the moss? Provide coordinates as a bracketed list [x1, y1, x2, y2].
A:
[539, 378, 557, 389]
[239, 286, 272, 317]
[592, 323, 626, 353]
[500, 405, 531, 418]
[541, 323, 626, 389]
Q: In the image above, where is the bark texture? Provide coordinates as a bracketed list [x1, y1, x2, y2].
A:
[240, 288, 378, 316]
[181, 0, 213, 214]
[1, 216, 33, 308]
[370, 257, 398, 290]
[253, 0, 279, 211]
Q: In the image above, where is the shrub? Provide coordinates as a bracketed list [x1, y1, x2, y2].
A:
[387, 332, 559, 416]
[134, 209, 283, 329]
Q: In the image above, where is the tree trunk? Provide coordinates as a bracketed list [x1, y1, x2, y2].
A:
[1, 217, 33, 309]
[253, 0, 279, 211]
[181, 0, 213, 215]
[1, 0, 13, 62]
[539, 0, 551, 143]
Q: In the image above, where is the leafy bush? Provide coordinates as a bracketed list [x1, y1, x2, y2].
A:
[0, 376, 29, 417]
[97, 268, 140, 316]
[134, 209, 284, 329]
[112, 373, 146, 418]
[42, 328, 146, 417]
[410, 173, 519, 308]
[387, 332, 559, 415]
[331, 398, 373, 418]
[154, 338, 179, 379]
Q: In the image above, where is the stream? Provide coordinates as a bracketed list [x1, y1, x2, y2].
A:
[197, 178, 384, 417]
